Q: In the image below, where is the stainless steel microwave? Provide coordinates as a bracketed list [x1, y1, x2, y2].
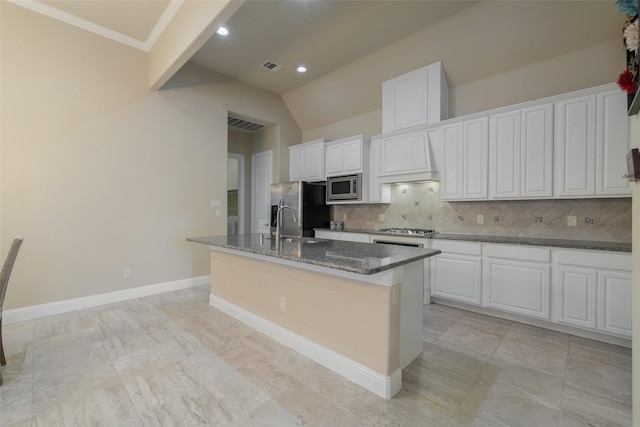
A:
[326, 173, 362, 202]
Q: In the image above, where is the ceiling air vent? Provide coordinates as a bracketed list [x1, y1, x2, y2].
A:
[261, 60, 282, 72]
[228, 115, 265, 132]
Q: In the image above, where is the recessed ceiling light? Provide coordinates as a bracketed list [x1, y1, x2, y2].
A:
[297, 65, 307, 73]
[216, 26, 229, 36]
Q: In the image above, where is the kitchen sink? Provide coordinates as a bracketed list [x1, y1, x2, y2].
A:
[282, 236, 328, 244]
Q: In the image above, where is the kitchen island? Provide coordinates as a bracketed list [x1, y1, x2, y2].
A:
[187, 234, 440, 398]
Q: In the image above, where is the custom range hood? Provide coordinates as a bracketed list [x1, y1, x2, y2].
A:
[375, 129, 440, 184]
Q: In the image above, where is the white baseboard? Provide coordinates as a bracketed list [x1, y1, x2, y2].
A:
[209, 294, 402, 399]
[3, 275, 210, 324]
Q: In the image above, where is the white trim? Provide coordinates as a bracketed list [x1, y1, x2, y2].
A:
[3, 275, 210, 324]
[144, 0, 184, 50]
[7, 0, 183, 52]
[209, 293, 402, 399]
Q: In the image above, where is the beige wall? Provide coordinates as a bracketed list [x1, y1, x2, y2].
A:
[210, 251, 400, 375]
[290, 3, 619, 141]
[300, 38, 620, 142]
[0, 3, 300, 309]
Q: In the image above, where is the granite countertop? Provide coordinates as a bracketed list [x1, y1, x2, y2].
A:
[187, 234, 441, 275]
[317, 228, 632, 253]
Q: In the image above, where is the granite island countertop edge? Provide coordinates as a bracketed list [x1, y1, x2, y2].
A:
[187, 235, 441, 275]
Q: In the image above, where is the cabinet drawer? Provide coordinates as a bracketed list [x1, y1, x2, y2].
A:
[484, 244, 550, 263]
[554, 249, 631, 271]
[431, 240, 482, 256]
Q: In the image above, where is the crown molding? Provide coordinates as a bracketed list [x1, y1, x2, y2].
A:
[7, 0, 183, 52]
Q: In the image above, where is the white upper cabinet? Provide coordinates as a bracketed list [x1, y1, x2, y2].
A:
[489, 104, 553, 199]
[289, 139, 325, 182]
[554, 94, 597, 197]
[489, 110, 521, 199]
[289, 144, 305, 182]
[325, 135, 368, 177]
[463, 117, 489, 199]
[382, 62, 448, 134]
[440, 117, 488, 200]
[596, 89, 631, 195]
[440, 123, 463, 200]
[521, 104, 554, 197]
[554, 85, 630, 198]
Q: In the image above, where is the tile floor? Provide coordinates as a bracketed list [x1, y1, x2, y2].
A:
[0, 285, 632, 426]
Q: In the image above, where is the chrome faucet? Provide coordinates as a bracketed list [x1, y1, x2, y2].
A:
[275, 199, 297, 252]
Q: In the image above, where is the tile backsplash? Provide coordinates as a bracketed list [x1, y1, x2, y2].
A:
[333, 182, 632, 243]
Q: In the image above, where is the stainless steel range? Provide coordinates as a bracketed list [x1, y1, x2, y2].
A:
[377, 228, 436, 236]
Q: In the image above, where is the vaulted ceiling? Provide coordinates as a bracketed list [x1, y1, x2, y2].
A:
[13, 1, 622, 94]
[12, 0, 624, 132]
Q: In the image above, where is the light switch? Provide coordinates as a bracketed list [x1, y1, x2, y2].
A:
[211, 199, 221, 208]
[567, 216, 577, 227]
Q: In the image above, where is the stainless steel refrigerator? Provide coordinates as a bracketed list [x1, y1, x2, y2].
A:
[270, 181, 330, 237]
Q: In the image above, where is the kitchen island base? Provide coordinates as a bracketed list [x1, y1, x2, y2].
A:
[207, 248, 424, 399]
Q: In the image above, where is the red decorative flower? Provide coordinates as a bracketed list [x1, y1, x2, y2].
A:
[618, 68, 636, 94]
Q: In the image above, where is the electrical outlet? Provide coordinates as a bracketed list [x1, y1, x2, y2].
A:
[378, 213, 385, 222]
[123, 268, 131, 279]
[535, 216, 543, 224]
[215, 209, 222, 218]
[476, 214, 484, 224]
[585, 217, 595, 225]
[567, 216, 577, 227]
[279, 296, 286, 311]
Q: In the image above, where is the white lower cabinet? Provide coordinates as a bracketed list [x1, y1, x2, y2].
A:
[552, 264, 597, 329]
[482, 244, 551, 319]
[597, 270, 632, 337]
[317, 233, 631, 340]
[552, 249, 631, 338]
[431, 240, 482, 305]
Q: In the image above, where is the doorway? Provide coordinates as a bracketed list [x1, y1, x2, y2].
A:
[251, 150, 273, 234]
[227, 153, 245, 235]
